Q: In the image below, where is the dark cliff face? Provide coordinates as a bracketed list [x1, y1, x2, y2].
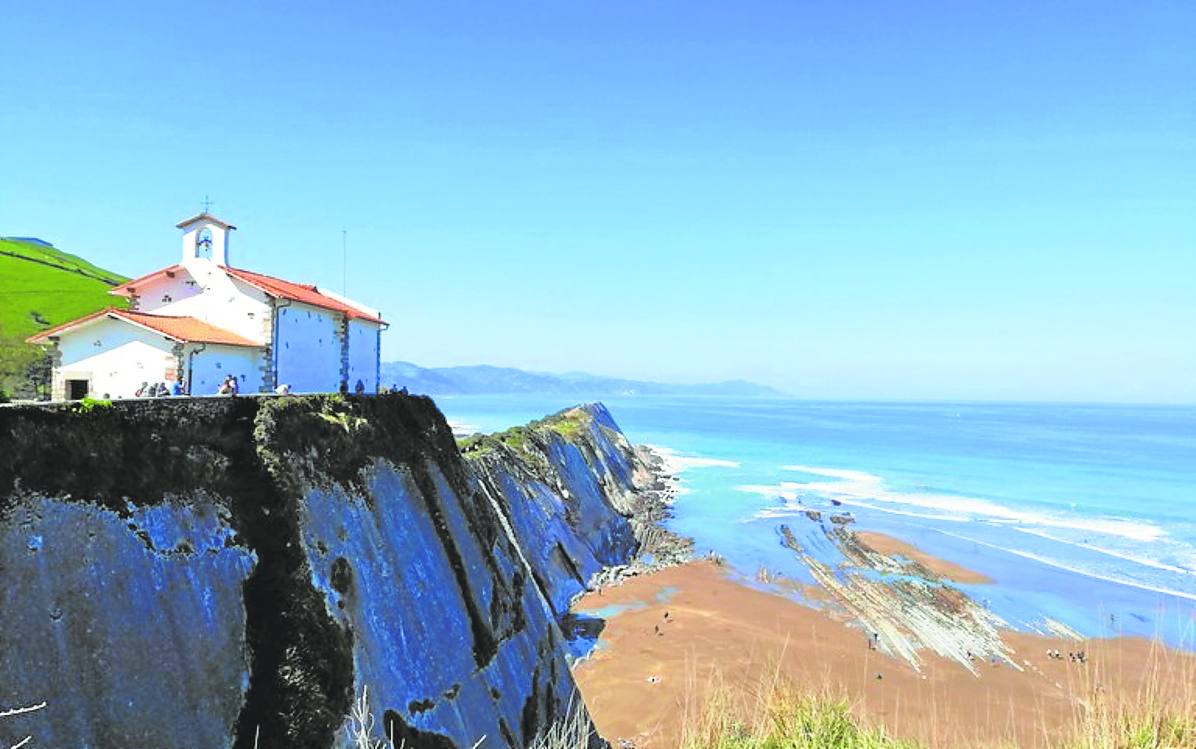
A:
[460, 404, 646, 618]
[0, 396, 644, 749]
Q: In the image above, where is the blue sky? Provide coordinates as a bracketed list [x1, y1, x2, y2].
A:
[1, 1, 1193, 402]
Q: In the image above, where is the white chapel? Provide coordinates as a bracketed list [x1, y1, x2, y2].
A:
[29, 212, 386, 399]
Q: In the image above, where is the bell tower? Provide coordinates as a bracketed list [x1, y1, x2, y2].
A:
[178, 210, 236, 267]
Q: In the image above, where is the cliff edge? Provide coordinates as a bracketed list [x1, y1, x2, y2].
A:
[461, 404, 689, 618]
[0, 396, 665, 749]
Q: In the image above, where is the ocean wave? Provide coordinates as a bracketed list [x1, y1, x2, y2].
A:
[737, 478, 977, 522]
[825, 500, 971, 523]
[447, 419, 481, 436]
[749, 504, 970, 523]
[736, 483, 800, 499]
[776, 464, 1164, 543]
[1012, 527, 1195, 577]
[646, 444, 740, 473]
[937, 530, 1196, 603]
[741, 467, 1195, 588]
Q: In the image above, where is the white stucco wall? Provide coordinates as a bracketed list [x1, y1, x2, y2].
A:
[186, 343, 265, 395]
[347, 319, 381, 394]
[128, 263, 272, 344]
[52, 318, 180, 399]
[274, 302, 344, 393]
[130, 271, 204, 313]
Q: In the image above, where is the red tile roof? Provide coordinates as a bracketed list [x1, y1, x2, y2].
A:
[118, 310, 261, 346]
[224, 266, 384, 323]
[109, 264, 383, 324]
[110, 264, 185, 297]
[27, 308, 260, 347]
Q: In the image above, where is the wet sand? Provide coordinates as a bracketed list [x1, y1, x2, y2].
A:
[571, 561, 1195, 749]
[854, 531, 993, 585]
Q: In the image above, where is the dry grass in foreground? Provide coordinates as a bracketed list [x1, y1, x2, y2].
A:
[343, 686, 594, 749]
[680, 682, 1196, 749]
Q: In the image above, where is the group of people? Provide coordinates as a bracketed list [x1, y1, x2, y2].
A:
[216, 375, 240, 395]
[217, 377, 294, 396]
[131, 377, 401, 398]
[137, 376, 400, 397]
[1046, 648, 1087, 663]
[137, 375, 295, 397]
[134, 380, 184, 397]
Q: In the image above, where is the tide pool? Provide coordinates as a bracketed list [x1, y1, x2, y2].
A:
[438, 395, 1196, 649]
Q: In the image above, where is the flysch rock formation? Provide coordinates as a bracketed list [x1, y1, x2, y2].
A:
[0, 395, 668, 749]
[779, 519, 1015, 676]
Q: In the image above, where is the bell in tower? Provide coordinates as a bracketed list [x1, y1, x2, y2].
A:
[196, 228, 213, 260]
[178, 210, 236, 267]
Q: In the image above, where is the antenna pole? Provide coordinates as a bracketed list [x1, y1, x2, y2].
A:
[341, 229, 347, 296]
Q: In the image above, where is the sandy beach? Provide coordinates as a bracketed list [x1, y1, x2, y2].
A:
[853, 531, 993, 585]
[571, 556, 1195, 749]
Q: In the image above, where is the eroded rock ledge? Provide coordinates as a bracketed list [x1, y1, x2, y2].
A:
[461, 404, 690, 616]
[0, 396, 665, 749]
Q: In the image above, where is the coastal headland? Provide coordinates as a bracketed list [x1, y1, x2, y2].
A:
[0, 396, 667, 748]
[1, 395, 1191, 749]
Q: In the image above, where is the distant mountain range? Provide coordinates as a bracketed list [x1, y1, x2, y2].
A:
[380, 361, 783, 397]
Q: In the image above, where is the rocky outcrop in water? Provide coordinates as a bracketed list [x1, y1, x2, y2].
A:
[0, 396, 661, 749]
[778, 520, 1014, 675]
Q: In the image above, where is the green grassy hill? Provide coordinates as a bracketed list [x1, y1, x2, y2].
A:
[0, 237, 128, 338]
[0, 237, 129, 397]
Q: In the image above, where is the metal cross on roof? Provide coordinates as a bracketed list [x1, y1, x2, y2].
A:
[201, 195, 214, 213]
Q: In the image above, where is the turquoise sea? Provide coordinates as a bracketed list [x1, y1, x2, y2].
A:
[437, 396, 1196, 650]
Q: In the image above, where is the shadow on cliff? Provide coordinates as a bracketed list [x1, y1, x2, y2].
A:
[0, 395, 649, 749]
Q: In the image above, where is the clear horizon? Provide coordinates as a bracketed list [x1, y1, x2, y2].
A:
[2, 2, 1193, 403]
[387, 361, 1196, 406]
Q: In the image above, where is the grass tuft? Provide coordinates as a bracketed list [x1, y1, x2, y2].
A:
[458, 406, 593, 460]
[528, 697, 593, 749]
[681, 676, 1196, 749]
[684, 688, 919, 749]
[1059, 698, 1196, 749]
[72, 396, 112, 413]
